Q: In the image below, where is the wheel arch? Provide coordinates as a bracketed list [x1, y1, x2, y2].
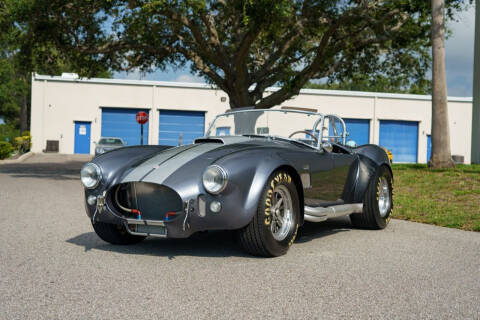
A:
[349, 155, 393, 203]
[273, 165, 305, 226]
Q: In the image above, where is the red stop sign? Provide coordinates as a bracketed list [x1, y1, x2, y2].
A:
[136, 111, 148, 124]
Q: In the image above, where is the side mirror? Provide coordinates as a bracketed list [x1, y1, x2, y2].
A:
[322, 142, 333, 153]
[93, 141, 97, 145]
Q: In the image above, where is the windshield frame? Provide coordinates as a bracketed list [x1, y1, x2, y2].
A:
[205, 108, 348, 149]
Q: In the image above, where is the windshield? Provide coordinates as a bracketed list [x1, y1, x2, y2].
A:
[205, 109, 324, 146]
[99, 138, 123, 145]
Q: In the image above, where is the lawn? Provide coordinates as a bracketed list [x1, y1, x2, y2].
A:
[392, 163, 480, 232]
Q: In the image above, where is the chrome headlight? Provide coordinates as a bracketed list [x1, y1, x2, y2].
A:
[81, 163, 102, 189]
[202, 165, 228, 194]
[96, 147, 105, 154]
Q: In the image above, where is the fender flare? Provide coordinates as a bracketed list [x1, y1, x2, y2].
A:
[216, 151, 303, 229]
[345, 154, 392, 204]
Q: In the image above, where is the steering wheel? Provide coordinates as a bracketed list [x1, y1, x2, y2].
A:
[288, 130, 319, 144]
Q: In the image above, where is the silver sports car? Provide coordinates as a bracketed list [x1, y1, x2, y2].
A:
[94, 137, 126, 155]
[81, 108, 393, 257]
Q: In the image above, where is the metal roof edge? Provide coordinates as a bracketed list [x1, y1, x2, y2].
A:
[33, 74, 215, 90]
[33, 74, 472, 103]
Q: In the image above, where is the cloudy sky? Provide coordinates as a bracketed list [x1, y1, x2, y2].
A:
[116, 5, 476, 97]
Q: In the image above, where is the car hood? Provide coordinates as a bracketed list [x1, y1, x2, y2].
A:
[119, 136, 298, 185]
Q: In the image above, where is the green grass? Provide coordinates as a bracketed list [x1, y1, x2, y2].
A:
[391, 163, 480, 232]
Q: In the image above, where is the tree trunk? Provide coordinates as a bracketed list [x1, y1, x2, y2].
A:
[20, 91, 28, 133]
[471, 0, 480, 164]
[429, 0, 455, 168]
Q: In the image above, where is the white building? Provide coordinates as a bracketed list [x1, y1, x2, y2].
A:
[31, 74, 473, 164]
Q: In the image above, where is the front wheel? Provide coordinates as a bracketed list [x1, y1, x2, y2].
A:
[92, 222, 146, 245]
[350, 165, 393, 229]
[237, 171, 300, 257]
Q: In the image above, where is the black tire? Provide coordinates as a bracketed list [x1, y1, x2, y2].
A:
[237, 171, 300, 257]
[350, 165, 393, 229]
[92, 222, 146, 245]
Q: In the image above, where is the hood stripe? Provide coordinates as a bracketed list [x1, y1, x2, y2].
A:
[141, 143, 223, 184]
[121, 144, 196, 183]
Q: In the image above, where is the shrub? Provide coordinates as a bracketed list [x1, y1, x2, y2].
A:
[0, 141, 13, 160]
[13, 132, 31, 153]
[0, 123, 20, 145]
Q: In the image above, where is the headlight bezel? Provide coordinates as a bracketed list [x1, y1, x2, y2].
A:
[81, 163, 102, 189]
[202, 165, 228, 194]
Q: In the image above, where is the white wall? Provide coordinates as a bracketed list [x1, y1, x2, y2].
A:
[31, 77, 230, 155]
[31, 75, 473, 164]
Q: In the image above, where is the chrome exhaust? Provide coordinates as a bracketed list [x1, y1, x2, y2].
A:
[304, 203, 363, 222]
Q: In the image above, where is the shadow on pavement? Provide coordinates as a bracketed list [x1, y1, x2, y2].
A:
[67, 230, 253, 259]
[67, 217, 352, 258]
[296, 216, 352, 243]
[0, 161, 86, 180]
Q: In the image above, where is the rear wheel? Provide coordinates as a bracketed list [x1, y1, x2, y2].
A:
[237, 171, 300, 257]
[350, 165, 393, 229]
[92, 222, 146, 245]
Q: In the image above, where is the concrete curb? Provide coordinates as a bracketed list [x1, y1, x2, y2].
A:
[0, 152, 34, 164]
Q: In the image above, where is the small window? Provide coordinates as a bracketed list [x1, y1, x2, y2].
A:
[216, 127, 230, 136]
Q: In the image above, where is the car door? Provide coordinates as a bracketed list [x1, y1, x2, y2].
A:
[304, 115, 355, 206]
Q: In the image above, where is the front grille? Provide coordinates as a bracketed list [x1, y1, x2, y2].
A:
[109, 182, 183, 221]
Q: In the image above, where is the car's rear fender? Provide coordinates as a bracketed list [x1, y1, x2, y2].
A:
[343, 147, 392, 203]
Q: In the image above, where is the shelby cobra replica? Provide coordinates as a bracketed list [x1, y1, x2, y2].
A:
[81, 108, 393, 257]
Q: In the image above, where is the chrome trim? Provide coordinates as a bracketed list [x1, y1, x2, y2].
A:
[81, 163, 102, 189]
[125, 218, 165, 226]
[124, 219, 167, 238]
[378, 177, 391, 217]
[204, 108, 324, 150]
[304, 203, 363, 223]
[202, 165, 228, 194]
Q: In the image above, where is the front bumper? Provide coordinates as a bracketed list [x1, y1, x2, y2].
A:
[84, 181, 237, 239]
[84, 193, 194, 238]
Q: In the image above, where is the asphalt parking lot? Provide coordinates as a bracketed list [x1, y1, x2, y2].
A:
[0, 154, 479, 319]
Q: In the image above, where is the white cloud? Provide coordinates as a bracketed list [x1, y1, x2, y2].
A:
[174, 74, 204, 83]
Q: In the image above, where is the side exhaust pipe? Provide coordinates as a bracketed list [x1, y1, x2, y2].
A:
[304, 203, 363, 223]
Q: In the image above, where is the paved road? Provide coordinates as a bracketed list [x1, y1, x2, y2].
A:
[0, 154, 479, 319]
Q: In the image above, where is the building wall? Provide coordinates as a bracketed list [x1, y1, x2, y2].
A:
[31, 75, 473, 164]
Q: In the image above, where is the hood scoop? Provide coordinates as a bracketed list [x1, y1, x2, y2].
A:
[194, 138, 224, 144]
[194, 136, 255, 145]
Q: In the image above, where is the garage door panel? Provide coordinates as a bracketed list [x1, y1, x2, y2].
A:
[379, 120, 418, 163]
[343, 118, 370, 146]
[160, 123, 204, 133]
[101, 108, 149, 146]
[159, 110, 205, 146]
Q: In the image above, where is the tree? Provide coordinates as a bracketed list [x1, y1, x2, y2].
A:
[305, 75, 432, 95]
[429, 0, 455, 168]
[16, 0, 468, 111]
[0, 0, 111, 131]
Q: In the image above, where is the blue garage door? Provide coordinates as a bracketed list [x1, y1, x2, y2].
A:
[380, 120, 418, 163]
[344, 118, 370, 146]
[74, 121, 91, 154]
[159, 110, 205, 146]
[101, 108, 150, 146]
